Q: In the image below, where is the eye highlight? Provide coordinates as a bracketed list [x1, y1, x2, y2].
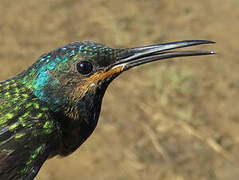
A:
[76, 61, 93, 75]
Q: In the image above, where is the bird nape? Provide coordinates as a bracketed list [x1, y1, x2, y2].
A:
[0, 40, 215, 180]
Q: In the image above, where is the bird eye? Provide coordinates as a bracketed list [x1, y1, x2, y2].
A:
[76, 61, 93, 75]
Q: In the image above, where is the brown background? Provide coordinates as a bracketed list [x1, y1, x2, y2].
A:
[0, 0, 238, 179]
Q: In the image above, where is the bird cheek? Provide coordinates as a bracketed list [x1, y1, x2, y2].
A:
[89, 83, 96, 88]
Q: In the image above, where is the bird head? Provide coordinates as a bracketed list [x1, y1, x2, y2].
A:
[20, 40, 214, 125]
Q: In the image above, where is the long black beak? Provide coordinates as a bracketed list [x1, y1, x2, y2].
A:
[112, 40, 215, 70]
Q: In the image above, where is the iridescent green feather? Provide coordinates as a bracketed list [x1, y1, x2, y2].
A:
[0, 78, 61, 180]
[0, 41, 122, 179]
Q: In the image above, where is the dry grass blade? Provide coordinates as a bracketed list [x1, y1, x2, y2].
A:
[178, 121, 235, 163]
[139, 102, 236, 166]
[141, 123, 172, 164]
[138, 104, 172, 165]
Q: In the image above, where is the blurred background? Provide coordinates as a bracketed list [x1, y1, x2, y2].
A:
[0, 0, 238, 179]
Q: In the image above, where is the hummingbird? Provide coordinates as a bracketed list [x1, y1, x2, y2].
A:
[0, 40, 214, 179]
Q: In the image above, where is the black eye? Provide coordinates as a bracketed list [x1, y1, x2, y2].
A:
[76, 61, 93, 75]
